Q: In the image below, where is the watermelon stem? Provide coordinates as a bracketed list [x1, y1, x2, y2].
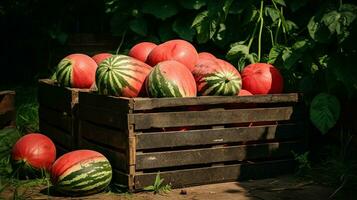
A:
[115, 30, 127, 55]
[258, 0, 264, 62]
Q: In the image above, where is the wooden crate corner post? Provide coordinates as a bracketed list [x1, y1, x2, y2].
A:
[38, 79, 87, 156]
[0, 90, 16, 129]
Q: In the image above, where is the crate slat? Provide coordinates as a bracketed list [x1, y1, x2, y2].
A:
[80, 120, 128, 150]
[130, 107, 294, 130]
[79, 92, 132, 113]
[132, 93, 299, 110]
[79, 138, 128, 172]
[40, 120, 73, 149]
[134, 159, 295, 189]
[137, 124, 303, 150]
[136, 141, 303, 170]
[38, 79, 74, 113]
[0, 90, 15, 113]
[39, 106, 72, 132]
[79, 105, 129, 130]
[0, 91, 16, 129]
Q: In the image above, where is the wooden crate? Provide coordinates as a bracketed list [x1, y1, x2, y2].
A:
[38, 79, 89, 156]
[78, 92, 307, 191]
[0, 90, 16, 129]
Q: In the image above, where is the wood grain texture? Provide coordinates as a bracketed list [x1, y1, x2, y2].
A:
[136, 141, 303, 170]
[39, 106, 72, 132]
[79, 92, 132, 114]
[112, 169, 131, 189]
[136, 124, 303, 150]
[38, 79, 73, 112]
[79, 120, 128, 150]
[131, 93, 299, 111]
[79, 105, 129, 130]
[130, 107, 294, 130]
[39, 120, 73, 149]
[0, 90, 15, 113]
[134, 159, 295, 189]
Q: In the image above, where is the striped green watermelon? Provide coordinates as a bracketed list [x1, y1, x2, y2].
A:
[193, 58, 242, 96]
[56, 54, 98, 88]
[146, 60, 197, 98]
[95, 55, 152, 97]
[50, 150, 112, 196]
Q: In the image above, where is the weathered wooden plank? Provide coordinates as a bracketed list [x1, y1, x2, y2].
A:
[112, 170, 131, 190]
[134, 159, 295, 189]
[79, 138, 129, 173]
[130, 107, 294, 130]
[0, 110, 16, 129]
[80, 120, 128, 150]
[39, 106, 72, 132]
[132, 93, 299, 111]
[38, 79, 74, 112]
[79, 105, 129, 130]
[137, 124, 303, 150]
[0, 90, 15, 113]
[136, 141, 302, 170]
[39, 120, 73, 149]
[79, 92, 132, 114]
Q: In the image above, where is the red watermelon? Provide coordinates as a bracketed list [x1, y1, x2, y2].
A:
[146, 60, 197, 97]
[129, 42, 157, 62]
[241, 63, 283, 94]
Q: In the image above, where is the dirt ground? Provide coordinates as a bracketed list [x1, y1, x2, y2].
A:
[1, 175, 354, 200]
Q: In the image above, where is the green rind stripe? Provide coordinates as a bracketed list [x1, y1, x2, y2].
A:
[59, 166, 111, 185]
[96, 55, 149, 96]
[58, 161, 111, 183]
[57, 173, 112, 190]
[147, 66, 183, 98]
[56, 58, 73, 87]
[199, 71, 242, 96]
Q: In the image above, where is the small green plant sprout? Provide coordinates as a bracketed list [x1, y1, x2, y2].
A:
[143, 172, 172, 194]
[292, 151, 311, 175]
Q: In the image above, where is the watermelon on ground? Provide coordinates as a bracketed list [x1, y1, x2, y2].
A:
[50, 150, 112, 196]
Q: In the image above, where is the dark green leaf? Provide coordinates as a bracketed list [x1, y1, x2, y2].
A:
[268, 45, 285, 64]
[222, 0, 234, 18]
[310, 93, 340, 134]
[237, 53, 257, 72]
[282, 48, 301, 69]
[129, 18, 147, 36]
[265, 7, 280, 22]
[192, 10, 219, 43]
[307, 14, 332, 43]
[173, 18, 195, 41]
[284, 20, 298, 33]
[141, 0, 178, 20]
[179, 0, 206, 10]
[273, 0, 286, 7]
[192, 11, 208, 27]
[292, 39, 314, 52]
[226, 43, 249, 61]
[242, 5, 259, 26]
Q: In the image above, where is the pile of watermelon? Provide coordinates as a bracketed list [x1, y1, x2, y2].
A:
[11, 133, 112, 196]
[54, 39, 283, 98]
